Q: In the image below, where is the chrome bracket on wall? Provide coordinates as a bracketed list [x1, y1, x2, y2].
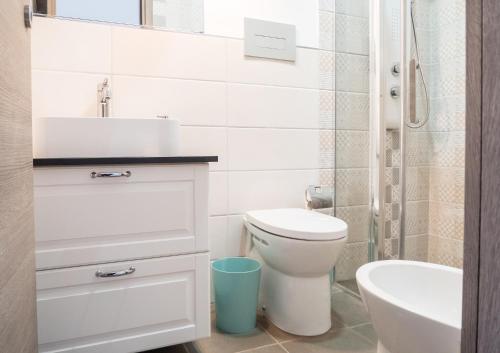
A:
[24, 4, 33, 28]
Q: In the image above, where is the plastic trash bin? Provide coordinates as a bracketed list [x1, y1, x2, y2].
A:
[212, 257, 262, 334]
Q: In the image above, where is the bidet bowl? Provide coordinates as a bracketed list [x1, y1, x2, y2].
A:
[356, 260, 462, 353]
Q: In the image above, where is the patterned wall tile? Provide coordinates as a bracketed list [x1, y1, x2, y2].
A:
[335, 14, 369, 55]
[335, 168, 370, 206]
[405, 234, 429, 262]
[406, 167, 430, 201]
[335, 92, 369, 130]
[429, 201, 464, 241]
[336, 241, 369, 281]
[335, 0, 369, 18]
[335, 53, 369, 93]
[319, 130, 335, 169]
[335, 205, 370, 243]
[407, 131, 432, 167]
[319, 11, 335, 51]
[319, 51, 335, 90]
[426, 96, 466, 132]
[319, 90, 335, 129]
[406, 201, 429, 235]
[429, 167, 464, 204]
[428, 132, 465, 168]
[428, 235, 463, 268]
[335, 130, 370, 168]
[319, 169, 335, 188]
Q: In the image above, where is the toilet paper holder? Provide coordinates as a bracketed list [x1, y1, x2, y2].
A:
[305, 185, 334, 210]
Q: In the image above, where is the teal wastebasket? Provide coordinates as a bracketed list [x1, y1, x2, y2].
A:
[212, 257, 262, 334]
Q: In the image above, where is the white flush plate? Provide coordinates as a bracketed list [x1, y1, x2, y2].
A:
[244, 18, 296, 62]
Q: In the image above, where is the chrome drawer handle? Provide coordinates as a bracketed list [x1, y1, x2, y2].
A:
[91, 171, 131, 178]
[95, 267, 136, 278]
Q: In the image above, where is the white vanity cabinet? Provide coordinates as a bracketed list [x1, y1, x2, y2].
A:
[33, 161, 212, 353]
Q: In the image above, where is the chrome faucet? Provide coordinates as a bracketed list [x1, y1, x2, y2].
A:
[97, 78, 111, 117]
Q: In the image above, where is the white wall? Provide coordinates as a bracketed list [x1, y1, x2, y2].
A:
[204, 0, 319, 48]
[31, 17, 333, 259]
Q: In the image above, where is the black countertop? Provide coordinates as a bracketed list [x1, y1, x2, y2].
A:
[33, 156, 218, 167]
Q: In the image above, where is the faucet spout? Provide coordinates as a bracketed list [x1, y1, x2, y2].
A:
[97, 78, 111, 117]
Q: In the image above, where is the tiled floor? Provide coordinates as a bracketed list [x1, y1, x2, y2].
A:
[143, 285, 377, 353]
[337, 279, 361, 296]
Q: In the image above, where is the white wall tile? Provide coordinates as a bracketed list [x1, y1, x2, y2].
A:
[32, 17, 111, 73]
[227, 40, 319, 89]
[209, 172, 228, 216]
[111, 26, 227, 81]
[32, 70, 108, 120]
[180, 127, 227, 171]
[227, 128, 320, 170]
[112, 75, 227, 126]
[227, 84, 320, 129]
[228, 170, 319, 213]
[227, 215, 247, 257]
[204, 0, 319, 48]
[209, 216, 227, 259]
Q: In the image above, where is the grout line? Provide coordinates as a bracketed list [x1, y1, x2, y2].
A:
[276, 342, 292, 353]
[347, 325, 378, 345]
[233, 342, 280, 353]
[335, 282, 362, 299]
[259, 325, 293, 353]
[348, 322, 372, 329]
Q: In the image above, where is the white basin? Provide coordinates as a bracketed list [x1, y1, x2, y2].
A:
[33, 117, 180, 158]
[356, 260, 462, 353]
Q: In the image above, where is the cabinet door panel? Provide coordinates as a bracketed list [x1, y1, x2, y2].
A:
[34, 164, 208, 269]
[37, 253, 210, 353]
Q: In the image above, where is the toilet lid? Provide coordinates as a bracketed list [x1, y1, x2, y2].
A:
[245, 208, 348, 241]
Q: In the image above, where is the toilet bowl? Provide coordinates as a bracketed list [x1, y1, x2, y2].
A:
[244, 208, 347, 336]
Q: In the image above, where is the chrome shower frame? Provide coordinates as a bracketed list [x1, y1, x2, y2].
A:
[369, 0, 414, 261]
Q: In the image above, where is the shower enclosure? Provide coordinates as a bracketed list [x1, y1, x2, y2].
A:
[334, 0, 465, 291]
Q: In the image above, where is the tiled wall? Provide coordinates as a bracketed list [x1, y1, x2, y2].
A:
[418, 0, 465, 268]
[331, 0, 371, 281]
[383, 0, 465, 267]
[31, 12, 334, 260]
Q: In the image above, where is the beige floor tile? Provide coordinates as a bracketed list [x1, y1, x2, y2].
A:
[351, 323, 378, 344]
[258, 313, 344, 343]
[237, 344, 289, 353]
[193, 317, 275, 353]
[331, 292, 371, 327]
[282, 328, 376, 353]
[336, 279, 360, 295]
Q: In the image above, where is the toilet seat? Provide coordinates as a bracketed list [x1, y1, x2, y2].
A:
[245, 208, 347, 241]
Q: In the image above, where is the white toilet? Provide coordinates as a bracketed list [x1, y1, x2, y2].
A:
[244, 208, 348, 336]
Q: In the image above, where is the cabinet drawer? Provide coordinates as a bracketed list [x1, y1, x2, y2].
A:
[37, 253, 210, 353]
[34, 164, 208, 269]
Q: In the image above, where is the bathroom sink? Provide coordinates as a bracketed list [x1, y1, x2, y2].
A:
[33, 117, 180, 158]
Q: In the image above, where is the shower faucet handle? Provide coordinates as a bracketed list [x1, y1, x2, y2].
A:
[390, 86, 400, 99]
[391, 63, 400, 76]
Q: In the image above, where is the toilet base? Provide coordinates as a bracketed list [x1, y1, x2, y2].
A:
[262, 265, 332, 336]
